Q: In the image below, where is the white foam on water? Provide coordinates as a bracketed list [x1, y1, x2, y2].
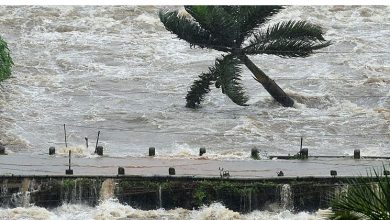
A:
[0, 206, 55, 220]
[0, 200, 327, 220]
[57, 145, 93, 156]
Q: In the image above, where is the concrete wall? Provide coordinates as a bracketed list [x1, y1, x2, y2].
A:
[0, 175, 365, 212]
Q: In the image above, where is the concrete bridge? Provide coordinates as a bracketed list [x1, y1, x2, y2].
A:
[0, 152, 388, 212]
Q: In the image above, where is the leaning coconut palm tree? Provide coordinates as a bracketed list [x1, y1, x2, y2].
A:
[159, 6, 331, 108]
[326, 167, 390, 220]
[0, 36, 13, 82]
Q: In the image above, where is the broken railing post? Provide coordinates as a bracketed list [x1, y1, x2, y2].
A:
[64, 124, 68, 148]
[354, 149, 360, 159]
[330, 170, 337, 178]
[300, 148, 308, 159]
[85, 137, 88, 148]
[66, 150, 73, 175]
[94, 131, 100, 153]
[96, 146, 103, 156]
[169, 167, 175, 175]
[251, 147, 259, 159]
[149, 147, 155, 157]
[49, 147, 55, 155]
[199, 147, 206, 156]
[118, 167, 125, 175]
[0, 146, 5, 155]
[300, 137, 303, 152]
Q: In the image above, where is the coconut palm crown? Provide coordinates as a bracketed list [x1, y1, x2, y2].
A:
[159, 6, 331, 108]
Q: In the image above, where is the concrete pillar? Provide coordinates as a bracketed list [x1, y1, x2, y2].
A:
[49, 147, 55, 155]
[149, 147, 155, 156]
[118, 167, 125, 175]
[354, 149, 360, 159]
[199, 147, 206, 156]
[169, 167, 175, 175]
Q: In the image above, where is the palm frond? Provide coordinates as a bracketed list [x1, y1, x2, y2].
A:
[185, 67, 217, 108]
[325, 211, 363, 220]
[244, 31, 331, 57]
[0, 37, 13, 82]
[215, 55, 249, 106]
[233, 6, 284, 43]
[265, 20, 326, 41]
[330, 166, 390, 219]
[159, 9, 229, 51]
[184, 6, 238, 47]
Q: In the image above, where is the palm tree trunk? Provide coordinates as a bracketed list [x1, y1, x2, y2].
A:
[239, 55, 294, 107]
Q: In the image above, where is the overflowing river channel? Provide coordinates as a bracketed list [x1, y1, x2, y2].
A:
[0, 5, 389, 219]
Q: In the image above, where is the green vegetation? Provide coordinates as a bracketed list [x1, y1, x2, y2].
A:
[193, 180, 276, 206]
[327, 167, 390, 220]
[159, 6, 330, 108]
[0, 36, 13, 82]
[61, 178, 98, 191]
[118, 180, 161, 190]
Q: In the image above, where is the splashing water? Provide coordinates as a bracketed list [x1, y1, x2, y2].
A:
[0, 200, 329, 220]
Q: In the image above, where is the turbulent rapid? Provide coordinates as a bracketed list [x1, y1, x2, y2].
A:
[0, 200, 329, 220]
[0, 5, 389, 219]
[0, 6, 389, 158]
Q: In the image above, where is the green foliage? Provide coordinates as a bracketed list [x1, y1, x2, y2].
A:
[193, 180, 275, 207]
[214, 55, 248, 106]
[159, 9, 229, 52]
[327, 167, 390, 220]
[185, 67, 216, 108]
[159, 6, 331, 108]
[62, 179, 77, 188]
[62, 178, 95, 189]
[0, 36, 13, 82]
[184, 6, 237, 47]
[223, 6, 284, 44]
[184, 6, 284, 47]
[244, 20, 331, 57]
[267, 20, 326, 41]
[185, 55, 248, 108]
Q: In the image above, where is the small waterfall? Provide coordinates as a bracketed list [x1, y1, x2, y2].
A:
[280, 184, 293, 210]
[61, 178, 82, 204]
[20, 178, 31, 207]
[71, 180, 76, 203]
[1, 179, 8, 198]
[100, 179, 115, 201]
[10, 178, 31, 207]
[248, 190, 252, 212]
[158, 185, 162, 208]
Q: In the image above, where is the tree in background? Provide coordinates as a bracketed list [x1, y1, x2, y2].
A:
[159, 6, 331, 108]
[0, 36, 13, 82]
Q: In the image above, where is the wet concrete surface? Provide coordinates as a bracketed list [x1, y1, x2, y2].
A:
[0, 152, 388, 178]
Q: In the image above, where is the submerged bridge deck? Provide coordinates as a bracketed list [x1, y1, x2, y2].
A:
[0, 152, 389, 211]
[0, 152, 388, 178]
